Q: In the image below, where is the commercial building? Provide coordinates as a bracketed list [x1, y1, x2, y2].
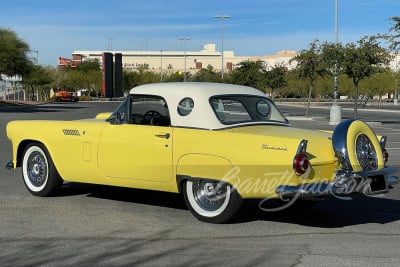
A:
[59, 44, 298, 74]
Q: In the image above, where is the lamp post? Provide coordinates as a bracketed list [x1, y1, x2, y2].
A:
[329, 0, 342, 125]
[214, 15, 230, 79]
[394, 48, 398, 105]
[160, 50, 165, 82]
[179, 37, 190, 82]
[333, 0, 339, 102]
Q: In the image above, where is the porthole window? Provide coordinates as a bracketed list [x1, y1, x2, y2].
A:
[256, 100, 270, 117]
[177, 97, 194, 116]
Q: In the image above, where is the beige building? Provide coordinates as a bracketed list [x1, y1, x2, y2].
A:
[69, 44, 298, 74]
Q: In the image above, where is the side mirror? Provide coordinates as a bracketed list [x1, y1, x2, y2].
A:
[106, 115, 117, 124]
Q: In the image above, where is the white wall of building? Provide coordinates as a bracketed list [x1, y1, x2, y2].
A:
[72, 44, 298, 74]
[72, 45, 400, 75]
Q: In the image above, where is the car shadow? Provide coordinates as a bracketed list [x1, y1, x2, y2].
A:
[56, 182, 187, 210]
[56, 182, 400, 227]
[0, 103, 89, 113]
[242, 195, 400, 227]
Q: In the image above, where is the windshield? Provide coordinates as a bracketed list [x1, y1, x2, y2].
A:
[209, 95, 288, 125]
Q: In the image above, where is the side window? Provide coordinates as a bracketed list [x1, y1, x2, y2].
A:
[130, 95, 171, 126]
[210, 98, 251, 124]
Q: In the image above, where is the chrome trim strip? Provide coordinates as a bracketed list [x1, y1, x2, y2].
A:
[276, 166, 398, 198]
[387, 175, 399, 186]
[336, 166, 397, 177]
[379, 136, 387, 149]
[332, 118, 357, 171]
[296, 139, 308, 155]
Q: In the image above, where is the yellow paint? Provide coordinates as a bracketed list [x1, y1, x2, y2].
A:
[6, 119, 380, 200]
[346, 120, 384, 172]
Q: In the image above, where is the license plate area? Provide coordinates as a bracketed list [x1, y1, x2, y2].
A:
[369, 175, 387, 193]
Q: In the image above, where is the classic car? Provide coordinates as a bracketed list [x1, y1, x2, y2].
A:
[6, 82, 399, 223]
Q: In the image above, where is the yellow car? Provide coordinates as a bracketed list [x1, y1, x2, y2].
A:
[6, 82, 399, 223]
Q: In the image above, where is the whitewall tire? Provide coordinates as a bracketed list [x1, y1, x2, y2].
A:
[22, 143, 63, 196]
[183, 179, 243, 223]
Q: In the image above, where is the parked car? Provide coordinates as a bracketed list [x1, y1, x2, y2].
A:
[51, 89, 79, 102]
[6, 82, 398, 223]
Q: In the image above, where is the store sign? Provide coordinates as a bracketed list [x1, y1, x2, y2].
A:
[1, 74, 22, 82]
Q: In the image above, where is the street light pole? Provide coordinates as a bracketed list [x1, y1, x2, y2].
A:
[160, 50, 165, 82]
[179, 37, 190, 82]
[329, 0, 342, 125]
[333, 0, 339, 102]
[394, 48, 399, 105]
[214, 15, 230, 79]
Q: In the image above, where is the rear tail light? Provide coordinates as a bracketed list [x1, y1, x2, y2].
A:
[293, 153, 309, 175]
[293, 140, 310, 176]
[379, 136, 389, 164]
[382, 148, 389, 163]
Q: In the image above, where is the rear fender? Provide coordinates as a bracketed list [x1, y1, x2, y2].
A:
[176, 154, 238, 193]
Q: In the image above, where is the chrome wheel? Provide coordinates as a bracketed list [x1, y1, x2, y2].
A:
[192, 180, 230, 213]
[23, 146, 49, 193]
[27, 152, 48, 188]
[183, 179, 243, 223]
[22, 143, 63, 196]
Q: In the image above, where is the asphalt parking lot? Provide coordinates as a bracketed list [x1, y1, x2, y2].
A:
[0, 101, 400, 267]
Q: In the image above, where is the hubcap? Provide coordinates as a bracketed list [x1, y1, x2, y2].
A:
[192, 180, 228, 211]
[27, 152, 48, 187]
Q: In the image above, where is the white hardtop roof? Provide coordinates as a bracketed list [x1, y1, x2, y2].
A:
[129, 82, 268, 130]
[129, 82, 265, 98]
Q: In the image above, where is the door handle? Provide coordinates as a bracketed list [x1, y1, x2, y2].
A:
[155, 133, 170, 139]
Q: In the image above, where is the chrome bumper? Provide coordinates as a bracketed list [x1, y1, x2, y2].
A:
[276, 167, 399, 199]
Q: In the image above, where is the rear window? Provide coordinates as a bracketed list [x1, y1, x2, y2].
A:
[209, 95, 287, 125]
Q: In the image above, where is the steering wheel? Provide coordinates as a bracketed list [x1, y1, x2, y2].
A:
[143, 110, 163, 125]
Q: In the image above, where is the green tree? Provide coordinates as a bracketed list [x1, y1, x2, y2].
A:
[0, 28, 33, 76]
[122, 70, 141, 92]
[76, 59, 101, 73]
[229, 60, 267, 91]
[384, 16, 400, 52]
[359, 69, 393, 108]
[337, 74, 354, 97]
[314, 76, 333, 100]
[386, 16, 400, 102]
[138, 68, 161, 84]
[23, 65, 55, 100]
[321, 42, 345, 100]
[284, 70, 309, 98]
[191, 65, 221, 82]
[342, 36, 390, 116]
[291, 40, 327, 116]
[63, 70, 85, 91]
[76, 70, 101, 96]
[265, 65, 287, 99]
[164, 71, 185, 82]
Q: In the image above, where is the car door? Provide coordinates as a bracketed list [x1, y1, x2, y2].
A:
[97, 94, 173, 182]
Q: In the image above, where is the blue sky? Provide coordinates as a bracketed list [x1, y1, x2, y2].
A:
[1, 0, 399, 66]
